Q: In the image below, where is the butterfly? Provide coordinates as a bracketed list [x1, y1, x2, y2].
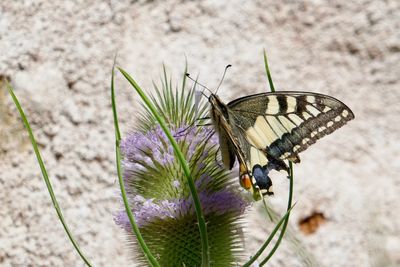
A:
[209, 91, 354, 200]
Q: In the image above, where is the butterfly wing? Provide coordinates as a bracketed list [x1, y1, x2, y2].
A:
[227, 91, 354, 163]
[217, 128, 236, 169]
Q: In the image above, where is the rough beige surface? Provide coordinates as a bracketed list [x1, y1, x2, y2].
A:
[1, 0, 399, 266]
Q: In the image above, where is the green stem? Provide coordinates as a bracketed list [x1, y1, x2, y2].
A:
[263, 49, 276, 93]
[118, 67, 210, 267]
[111, 68, 161, 267]
[244, 51, 295, 266]
[7, 83, 94, 267]
[261, 50, 294, 263]
[260, 162, 294, 265]
[262, 196, 274, 222]
[242, 202, 296, 267]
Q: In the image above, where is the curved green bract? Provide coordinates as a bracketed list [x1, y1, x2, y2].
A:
[242, 50, 295, 266]
[111, 67, 161, 267]
[260, 162, 294, 265]
[7, 83, 94, 267]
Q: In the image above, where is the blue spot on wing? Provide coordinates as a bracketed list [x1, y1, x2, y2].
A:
[252, 164, 273, 194]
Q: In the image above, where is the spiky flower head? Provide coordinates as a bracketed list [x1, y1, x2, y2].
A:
[114, 67, 250, 266]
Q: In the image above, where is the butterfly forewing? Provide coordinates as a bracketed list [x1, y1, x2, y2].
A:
[227, 92, 354, 163]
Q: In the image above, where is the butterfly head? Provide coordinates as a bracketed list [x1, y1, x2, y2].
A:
[208, 93, 227, 111]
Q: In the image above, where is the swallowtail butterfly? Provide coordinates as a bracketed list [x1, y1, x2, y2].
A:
[209, 91, 354, 200]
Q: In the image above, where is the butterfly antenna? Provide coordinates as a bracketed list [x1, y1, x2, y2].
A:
[215, 64, 232, 95]
[185, 73, 213, 97]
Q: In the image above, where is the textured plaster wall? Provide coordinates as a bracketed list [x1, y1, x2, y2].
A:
[0, 0, 399, 266]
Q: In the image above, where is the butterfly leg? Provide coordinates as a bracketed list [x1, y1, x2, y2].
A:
[174, 116, 211, 137]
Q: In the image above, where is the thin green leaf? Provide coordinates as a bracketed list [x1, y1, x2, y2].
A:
[153, 80, 167, 113]
[118, 67, 210, 267]
[261, 197, 274, 222]
[6, 83, 94, 267]
[180, 61, 188, 108]
[260, 162, 294, 265]
[242, 202, 297, 267]
[261, 49, 280, 222]
[263, 49, 276, 93]
[174, 84, 179, 125]
[245, 51, 294, 266]
[111, 67, 161, 267]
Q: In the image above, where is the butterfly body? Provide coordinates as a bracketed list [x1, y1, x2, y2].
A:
[209, 91, 354, 200]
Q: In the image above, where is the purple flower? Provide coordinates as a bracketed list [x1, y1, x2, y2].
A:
[120, 125, 218, 179]
[115, 189, 248, 230]
[115, 124, 249, 233]
[115, 195, 179, 229]
[172, 180, 180, 188]
[114, 72, 250, 265]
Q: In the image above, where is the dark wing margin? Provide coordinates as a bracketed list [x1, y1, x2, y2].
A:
[227, 91, 354, 162]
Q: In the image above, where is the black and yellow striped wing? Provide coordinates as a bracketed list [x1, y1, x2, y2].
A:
[209, 91, 354, 200]
[227, 92, 354, 164]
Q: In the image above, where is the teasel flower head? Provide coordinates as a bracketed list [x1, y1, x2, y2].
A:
[114, 66, 250, 266]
